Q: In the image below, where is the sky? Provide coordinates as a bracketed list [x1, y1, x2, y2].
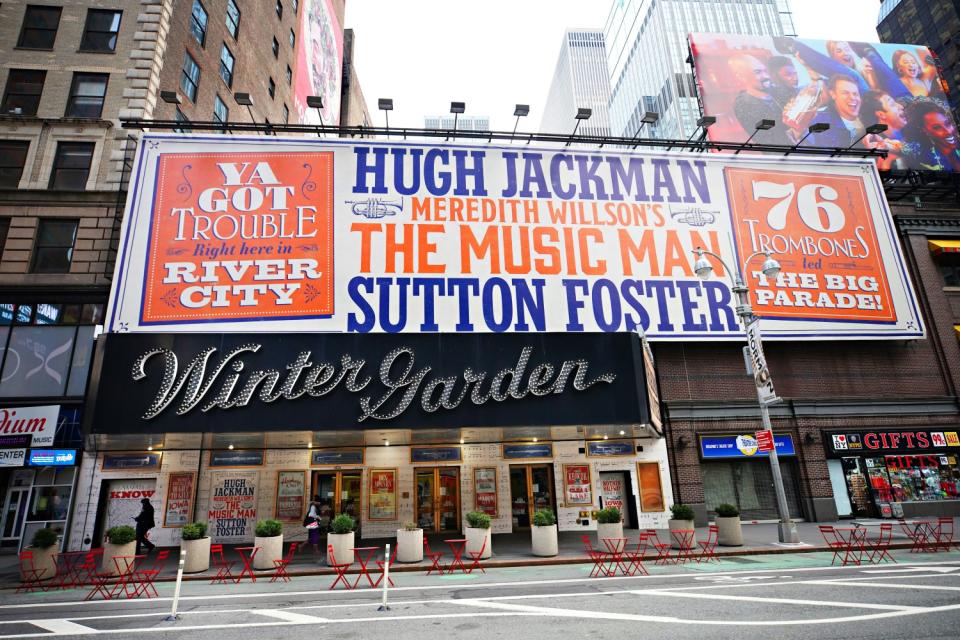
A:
[343, 0, 882, 131]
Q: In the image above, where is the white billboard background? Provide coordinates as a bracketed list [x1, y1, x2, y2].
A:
[107, 134, 923, 340]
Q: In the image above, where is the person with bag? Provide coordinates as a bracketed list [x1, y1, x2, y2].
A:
[304, 495, 322, 558]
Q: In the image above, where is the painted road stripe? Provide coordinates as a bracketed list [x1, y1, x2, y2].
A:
[457, 599, 679, 622]
[636, 589, 922, 611]
[806, 580, 960, 592]
[2, 560, 958, 611]
[28, 620, 96, 635]
[251, 610, 329, 623]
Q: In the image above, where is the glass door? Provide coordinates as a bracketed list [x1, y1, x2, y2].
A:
[1, 488, 29, 545]
[510, 464, 556, 530]
[312, 470, 363, 534]
[416, 468, 460, 533]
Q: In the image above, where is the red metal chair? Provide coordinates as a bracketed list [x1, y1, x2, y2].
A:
[624, 535, 650, 576]
[899, 519, 935, 553]
[423, 538, 445, 576]
[697, 524, 720, 563]
[374, 545, 397, 587]
[936, 517, 955, 551]
[271, 542, 299, 583]
[210, 544, 235, 585]
[16, 551, 49, 593]
[866, 523, 895, 564]
[581, 535, 612, 578]
[643, 529, 673, 565]
[670, 529, 696, 563]
[76, 549, 103, 586]
[819, 525, 846, 565]
[465, 537, 487, 574]
[327, 544, 353, 590]
[133, 550, 169, 597]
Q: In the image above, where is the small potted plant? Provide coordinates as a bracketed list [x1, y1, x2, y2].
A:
[253, 519, 284, 570]
[595, 507, 623, 545]
[102, 525, 137, 574]
[531, 509, 558, 557]
[25, 527, 59, 582]
[715, 503, 743, 546]
[465, 510, 492, 559]
[327, 514, 356, 566]
[180, 522, 210, 573]
[669, 503, 696, 550]
[397, 521, 423, 563]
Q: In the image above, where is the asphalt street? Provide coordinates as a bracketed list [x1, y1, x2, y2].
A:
[1, 550, 959, 640]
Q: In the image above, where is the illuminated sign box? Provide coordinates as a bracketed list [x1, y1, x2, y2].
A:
[28, 449, 77, 466]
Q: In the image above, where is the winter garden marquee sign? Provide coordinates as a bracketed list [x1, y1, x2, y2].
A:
[106, 135, 922, 340]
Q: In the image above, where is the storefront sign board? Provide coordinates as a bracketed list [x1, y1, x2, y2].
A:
[0, 435, 32, 448]
[276, 470, 306, 522]
[208, 470, 258, 542]
[563, 464, 593, 506]
[209, 450, 265, 467]
[699, 434, 795, 459]
[410, 447, 461, 463]
[474, 467, 498, 517]
[586, 440, 634, 457]
[163, 472, 195, 527]
[102, 452, 161, 471]
[0, 405, 59, 447]
[502, 443, 554, 459]
[368, 469, 397, 521]
[825, 429, 960, 457]
[108, 135, 923, 341]
[27, 449, 77, 466]
[0, 448, 25, 467]
[310, 449, 364, 466]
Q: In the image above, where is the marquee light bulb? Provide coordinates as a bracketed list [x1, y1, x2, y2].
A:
[228, 444, 234, 450]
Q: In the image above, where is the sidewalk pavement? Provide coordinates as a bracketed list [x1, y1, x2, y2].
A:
[1, 519, 953, 587]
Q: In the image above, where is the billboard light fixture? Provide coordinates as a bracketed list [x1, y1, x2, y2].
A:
[306, 95, 326, 138]
[735, 119, 777, 154]
[512, 104, 530, 142]
[159, 91, 180, 105]
[786, 123, 831, 156]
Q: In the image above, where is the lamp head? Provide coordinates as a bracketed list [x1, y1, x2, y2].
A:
[234, 92, 253, 106]
[514, 104, 530, 117]
[159, 90, 180, 105]
[575, 107, 592, 120]
[378, 98, 393, 111]
[755, 119, 776, 131]
[450, 101, 466, 114]
[866, 123, 889, 135]
[306, 95, 324, 109]
[697, 115, 717, 128]
[761, 253, 782, 279]
[808, 122, 830, 133]
[641, 111, 660, 124]
[693, 248, 713, 280]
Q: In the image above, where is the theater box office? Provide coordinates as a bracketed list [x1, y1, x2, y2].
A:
[825, 428, 960, 519]
[71, 331, 671, 548]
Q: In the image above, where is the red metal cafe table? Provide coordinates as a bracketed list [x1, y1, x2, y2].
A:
[833, 527, 867, 566]
[600, 537, 630, 576]
[443, 539, 469, 574]
[235, 547, 260, 583]
[351, 547, 380, 588]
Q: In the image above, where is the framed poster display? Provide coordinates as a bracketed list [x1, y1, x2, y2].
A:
[637, 462, 665, 512]
[563, 464, 593, 506]
[163, 472, 195, 527]
[586, 440, 634, 457]
[410, 446, 462, 463]
[102, 452, 161, 471]
[208, 449, 265, 467]
[502, 443, 553, 459]
[368, 468, 397, 521]
[474, 467, 498, 517]
[208, 470, 258, 542]
[310, 448, 364, 466]
[275, 470, 306, 522]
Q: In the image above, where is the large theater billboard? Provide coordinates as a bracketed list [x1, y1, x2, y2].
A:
[106, 134, 924, 340]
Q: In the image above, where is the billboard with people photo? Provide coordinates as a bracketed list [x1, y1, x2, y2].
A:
[689, 34, 958, 172]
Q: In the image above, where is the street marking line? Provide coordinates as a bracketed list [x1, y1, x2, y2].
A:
[636, 589, 922, 611]
[862, 567, 960, 574]
[456, 599, 679, 622]
[806, 580, 960, 592]
[28, 620, 97, 635]
[251, 610, 329, 623]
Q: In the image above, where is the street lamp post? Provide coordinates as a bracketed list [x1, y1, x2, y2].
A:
[692, 247, 800, 544]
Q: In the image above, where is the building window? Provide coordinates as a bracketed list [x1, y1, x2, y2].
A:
[272, 37, 279, 58]
[225, 0, 240, 39]
[286, 65, 292, 85]
[180, 51, 201, 102]
[65, 73, 108, 118]
[283, 104, 289, 123]
[289, 28, 295, 48]
[214, 95, 229, 123]
[1, 69, 46, 116]
[0, 141, 30, 188]
[0, 218, 9, 258]
[190, 0, 208, 47]
[174, 108, 190, 133]
[80, 9, 122, 52]
[268, 77, 276, 99]
[219, 44, 235, 87]
[276, 0, 283, 19]
[17, 5, 62, 49]
[48, 142, 94, 191]
[30, 219, 79, 274]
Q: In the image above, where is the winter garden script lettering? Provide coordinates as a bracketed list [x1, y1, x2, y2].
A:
[131, 343, 616, 422]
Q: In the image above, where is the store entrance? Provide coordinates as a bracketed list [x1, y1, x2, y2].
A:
[415, 468, 460, 533]
[311, 470, 362, 533]
[509, 464, 556, 530]
[0, 486, 29, 548]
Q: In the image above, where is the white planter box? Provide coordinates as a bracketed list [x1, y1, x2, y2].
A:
[327, 531, 355, 566]
[25, 545, 57, 582]
[465, 526, 492, 559]
[596, 522, 624, 548]
[182, 537, 211, 573]
[101, 541, 137, 575]
[254, 534, 283, 570]
[716, 516, 743, 546]
[397, 528, 423, 563]
[531, 525, 558, 557]
[668, 519, 696, 549]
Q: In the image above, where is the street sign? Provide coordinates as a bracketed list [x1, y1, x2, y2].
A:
[746, 320, 778, 405]
[755, 429, 775, 453]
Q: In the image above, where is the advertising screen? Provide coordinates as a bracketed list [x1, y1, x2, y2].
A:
[689, 34, 958, 172]
[107, 134, 923, 340]
[293, 0, 342, 126]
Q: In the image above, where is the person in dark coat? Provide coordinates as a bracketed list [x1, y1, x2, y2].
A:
[134, 498, 156, 555]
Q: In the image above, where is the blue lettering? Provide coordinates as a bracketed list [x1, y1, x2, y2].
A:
[346, 277, 376, 332]
[562, 279, 589, 331]
[352, 147, 388, 194]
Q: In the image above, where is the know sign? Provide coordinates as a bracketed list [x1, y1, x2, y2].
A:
[107, 135, 923, 340]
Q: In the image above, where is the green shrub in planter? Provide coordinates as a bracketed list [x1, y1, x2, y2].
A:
[532, 510, 556, 527]
[715, 503, 740, 518]
[402, 521, 420, 531]
[31, 527, 58, 549]
[670, 504, 696, 521]
[181, 522, 208, 540]
[331, 514, 355, 534]
[254, 519, 283, 537]
[106, 525, 136, 545]
[597, 507, 621, 524]
[466, 510, 491, 529]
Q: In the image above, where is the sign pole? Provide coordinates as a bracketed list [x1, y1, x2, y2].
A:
[165, 549, 186, 621]
[378, 543, 391, 611]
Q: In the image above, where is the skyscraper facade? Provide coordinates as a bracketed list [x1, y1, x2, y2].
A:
[877, 0, 960, 115]
[540, 29, 612, 137]
[604, 0, 796, 140]
[423, 115, 490, 131]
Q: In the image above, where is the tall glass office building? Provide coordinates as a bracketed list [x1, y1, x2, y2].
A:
[604, 0, 796, 140]
[540, 30, 613, 137]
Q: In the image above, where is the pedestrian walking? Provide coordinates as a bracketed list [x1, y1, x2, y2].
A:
[134, 498, 156, 555]
[304, 495, 323, 559]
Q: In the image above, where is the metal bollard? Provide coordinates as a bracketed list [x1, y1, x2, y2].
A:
[165, 549, 186, 622]
[378, 543, 391, 611]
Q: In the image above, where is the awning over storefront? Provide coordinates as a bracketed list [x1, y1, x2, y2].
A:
[928, 239, 960, 255]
